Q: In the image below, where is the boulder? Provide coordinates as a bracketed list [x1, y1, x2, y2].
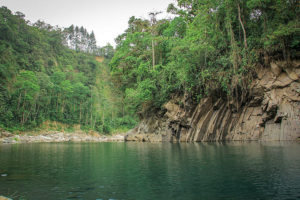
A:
[0, 131, 12, 138]
[270, 62, 282, 76]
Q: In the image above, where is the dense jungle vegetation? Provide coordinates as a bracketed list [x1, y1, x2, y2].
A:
[0, 6, 133, 133]
[0, 0, 299, 133]
[110, 0, 299, 114]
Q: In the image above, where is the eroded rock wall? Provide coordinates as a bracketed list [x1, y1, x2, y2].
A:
[126, 61, 300, 142]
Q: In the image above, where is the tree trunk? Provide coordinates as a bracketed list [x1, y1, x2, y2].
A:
[228, 20, 238, 73]
[238, 3, 247, 49]
[85, 111, 89, 125]
[17, 92, 22, 110]
[34, 103, 40, 123]
[102, 104, 105, 127]
[21, 111, 25, 125]
[79, 102, 82, 123]
[90, 89, 93, 126]
[152, 38, 155, 69]
[56, 94, 60, 113]
[122, 97, 125, 118]
[61, 99, 65, 113]
[21, 90, 27, 125]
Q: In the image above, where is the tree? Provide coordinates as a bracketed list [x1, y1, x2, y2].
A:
[88, 31, 97, 54]
[13, 70, 40, 125]
[149, 11, 162, 69]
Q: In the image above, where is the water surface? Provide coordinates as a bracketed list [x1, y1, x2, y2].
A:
[0, 142, 299, 200]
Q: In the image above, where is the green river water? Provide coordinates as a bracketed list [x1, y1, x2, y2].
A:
[0, 142, 299, 200]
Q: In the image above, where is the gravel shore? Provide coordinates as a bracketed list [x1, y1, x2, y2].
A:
[0, 131, 124, 144]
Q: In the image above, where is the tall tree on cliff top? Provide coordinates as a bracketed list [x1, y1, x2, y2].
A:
[149, 11, 162, 69]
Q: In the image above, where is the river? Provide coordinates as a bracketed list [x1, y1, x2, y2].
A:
[0, 142, 299, 200]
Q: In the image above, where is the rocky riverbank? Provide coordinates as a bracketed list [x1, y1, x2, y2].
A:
[126, 60, 300, 142]
[0, 196, 12, 200]
[0, 131, 124, 144]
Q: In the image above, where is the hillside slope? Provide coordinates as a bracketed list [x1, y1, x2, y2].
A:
[0, 7, 133, 133]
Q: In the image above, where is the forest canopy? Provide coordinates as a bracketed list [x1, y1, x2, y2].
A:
[110, 0, 299, 113]
[0, 6, 132, 133]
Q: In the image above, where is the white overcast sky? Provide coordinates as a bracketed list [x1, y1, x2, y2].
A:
[1, 0, 175, 47]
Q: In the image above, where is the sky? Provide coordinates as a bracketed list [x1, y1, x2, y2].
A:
[1, 0, 175, 47]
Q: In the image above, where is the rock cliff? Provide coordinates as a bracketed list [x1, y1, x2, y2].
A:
[126, 61, 300, 142]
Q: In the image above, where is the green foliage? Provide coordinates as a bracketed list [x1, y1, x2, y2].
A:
[0, 6, 135, 134]
[1, 1, 298, 133]
[110, 0, 299, 115]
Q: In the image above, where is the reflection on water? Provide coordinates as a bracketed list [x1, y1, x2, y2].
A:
[0, 142, 299, 200]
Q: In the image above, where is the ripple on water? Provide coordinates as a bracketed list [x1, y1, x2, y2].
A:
[0, 142, 299, 200]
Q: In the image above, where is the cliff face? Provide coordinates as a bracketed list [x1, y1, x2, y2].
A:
[126, 61, 300, 142]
